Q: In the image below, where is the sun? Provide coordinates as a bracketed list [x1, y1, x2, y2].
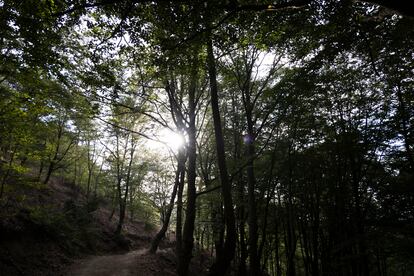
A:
[165, 130, 185, 150]
[146, 128, 185, 153]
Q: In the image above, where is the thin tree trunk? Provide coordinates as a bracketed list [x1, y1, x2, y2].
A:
[245, 98, 259, 276]
[86, 140, 93, 198]
[231, 90, 248, 276]
[177, 59, 198, 276]
[37, 158, 44, 181]
[115, 168, 125, 235]
[0, 149, 15, 198]
[238, 186, 248, 276]
[43, 160, 55, 185]
[396, 84, 414, 172]
[150, 149, 185, 253]
[116, 137, 135, 235]
[94, 159, 104, 198]
[258, 147, 277, 259]
[44, 122, 64, 185]
[275, 193, 282, 276]
[176, 166, 185, 253]
[44, 120, 76, 185]
[115, 133, 127, 235]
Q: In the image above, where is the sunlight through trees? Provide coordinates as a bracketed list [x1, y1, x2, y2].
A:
[1, 1, 413, 275]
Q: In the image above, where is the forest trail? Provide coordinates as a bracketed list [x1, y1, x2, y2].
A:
[65, 246, 180, 276]
[66, 248, 148, 276]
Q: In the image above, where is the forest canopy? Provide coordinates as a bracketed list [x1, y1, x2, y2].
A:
[0, 0, 413, 275]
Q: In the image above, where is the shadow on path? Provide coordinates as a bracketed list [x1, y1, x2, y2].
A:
[66, 248, 148, 276]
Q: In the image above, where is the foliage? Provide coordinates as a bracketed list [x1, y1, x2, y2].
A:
[1, 0, 413, 275]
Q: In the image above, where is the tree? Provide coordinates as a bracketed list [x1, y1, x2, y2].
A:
[1, 0, 414, 275]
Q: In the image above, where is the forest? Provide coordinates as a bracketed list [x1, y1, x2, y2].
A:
[0, 0, 413, 275]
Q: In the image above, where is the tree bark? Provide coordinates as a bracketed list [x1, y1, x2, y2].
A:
[150, 149, 185, 253]
[116, 134, 135, 235]
[0, 149, 15, 198]
[177, 58, 198, 276]
[176, 166, 185, 253]
[244, 93, 259, 276]
[43, 123, 63, 185]
[206, 33, 236, 276]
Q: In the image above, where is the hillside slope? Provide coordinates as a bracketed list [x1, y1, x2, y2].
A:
[0, 177, 156, 276]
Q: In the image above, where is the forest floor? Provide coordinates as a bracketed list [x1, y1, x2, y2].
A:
[0, 175, 210, 275]
[65, 248, 179, 276]
[65, 246, 209, 276]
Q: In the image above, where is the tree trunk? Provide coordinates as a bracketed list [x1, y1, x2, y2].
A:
[150, 149, 185, 253]
[44, 122, 64, 185]
[231, 90, 248, 276]
[115, 134, 134, 235]
[245, 110, 259, 276]
[43, 160, 55, 185]
[238, 189, 248, 276]
[206, 32, 236, 276]
[43, 120, 75, 185]
[177, 59, 198, 276]
[86, 140, 93, 198]
[396, 84, 414, 172]
[0, 149, 15, 198]
[114, 150, 123, 235]
[176, 166, 185, 253]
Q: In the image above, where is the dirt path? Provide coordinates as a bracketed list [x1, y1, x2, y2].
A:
[66, 248, 148, 276]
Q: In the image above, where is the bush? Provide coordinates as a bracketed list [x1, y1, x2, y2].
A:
[28, 205, 73, 239]
[26, 200, 100, 254]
